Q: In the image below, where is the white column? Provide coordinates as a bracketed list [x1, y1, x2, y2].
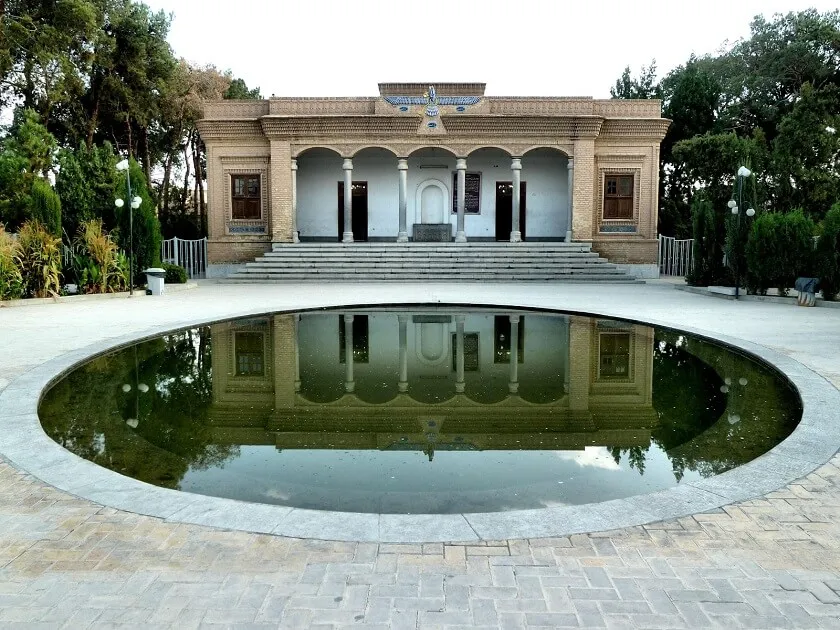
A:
[508, 315, 520, 393]
[291, 159, 299, 243]
[510, 157, 522, 243]
[455, 158, 467, 243]
[455, 315, 466, 393]
[397, 159, 409, 242]
[398, 314, 408, 392]
[343, 314, 355, 392]
[342, 158, 354, 243]
[566, 158, 574, 243]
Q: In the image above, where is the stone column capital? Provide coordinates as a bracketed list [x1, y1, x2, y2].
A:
[511, 158, 522, 170]
[397, 158, 408, 170]
[455, 158, 467, 170]
[290, 159, 298, 171]
[567, 158, 575, 171]
[342, 158, 353, 170]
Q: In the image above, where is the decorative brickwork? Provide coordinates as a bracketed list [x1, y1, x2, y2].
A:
[197, 83, 670, 265]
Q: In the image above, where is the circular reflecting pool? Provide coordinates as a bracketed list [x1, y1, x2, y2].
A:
[39, 308, 802, 514]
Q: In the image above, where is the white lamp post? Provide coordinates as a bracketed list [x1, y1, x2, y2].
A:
[114, 159, 141, 296]
[728, 166, 756, 299]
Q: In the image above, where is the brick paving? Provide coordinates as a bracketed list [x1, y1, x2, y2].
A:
[1, 282, 839, 628]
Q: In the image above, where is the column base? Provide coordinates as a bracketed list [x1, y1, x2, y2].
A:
[454, 231, 467, 243]
[396, 231, 409, 243]
[293, 232, 300, 244]
[342, 232, 355, 243]
[565, 230, 573, 242]
[509, 231, 522, 243]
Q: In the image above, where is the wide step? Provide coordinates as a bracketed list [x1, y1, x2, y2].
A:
[223, 243, 641, 284]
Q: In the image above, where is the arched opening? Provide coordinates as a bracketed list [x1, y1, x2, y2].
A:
[296, 147, 344, 242]
[416, 179, 448, 225]
[521, 147, 570, 241]
[351, 147, 399, 241]
[408, 148, 457, 240]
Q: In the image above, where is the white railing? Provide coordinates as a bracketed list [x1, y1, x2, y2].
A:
[658, 234, 694, 277]
[161, 237, 208, 278]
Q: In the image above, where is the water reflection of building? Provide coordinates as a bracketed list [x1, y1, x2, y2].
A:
[209, 311, 655, 458]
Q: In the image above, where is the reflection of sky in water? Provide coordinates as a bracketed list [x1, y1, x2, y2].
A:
[179, 445, 703, 514]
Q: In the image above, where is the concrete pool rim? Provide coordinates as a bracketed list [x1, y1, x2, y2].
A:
[0, 300, 837, 543]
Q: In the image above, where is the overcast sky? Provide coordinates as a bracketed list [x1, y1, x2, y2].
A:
[144, 0, 837, 99]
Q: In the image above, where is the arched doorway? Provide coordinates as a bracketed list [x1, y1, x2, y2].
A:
[522, 147, 570, 241]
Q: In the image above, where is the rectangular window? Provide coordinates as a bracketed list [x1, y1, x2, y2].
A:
[603, 174, 634, 220]
[231, 174, 261, 220]
[452, 172, 481, 214]
[235, 331, 264, 376]
[598, 332, 631, 380]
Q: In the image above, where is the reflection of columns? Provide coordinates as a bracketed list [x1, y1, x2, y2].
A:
[342, 158, 354, 243]
[294, 315, 301, 393]
[566, 158, 574, 243]
[397, 159, 409, 243]
[455, 316, 465, 393]
[510, 158, 522, 243]
[398, 315, 408, 392]
[455, 158, 467, 243]
[508, 315, 520, 393]
[568, 316, 591, 411]
[273, 315, 296, 409]
[343, 314, 355, 392]
[291, 159, 299, 243]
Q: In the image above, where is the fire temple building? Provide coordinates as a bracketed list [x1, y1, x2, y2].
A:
[197, 83, 670, 278]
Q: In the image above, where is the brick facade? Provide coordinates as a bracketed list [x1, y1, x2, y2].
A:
[197, 83, 669, 265]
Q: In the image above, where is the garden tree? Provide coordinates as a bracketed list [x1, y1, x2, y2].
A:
[29, 177, 61, 236]
[610, 60, 660, 99]
[611, 9, 840, 235]
[114, 158, 161, 279]
[154, 61, 230, 231]
[772, 83, 840, 216]
[224, 76, 261, 100]
[0, 0, 99, 122]
[0, 108, 58, 230]
[55, 141, 119, 238]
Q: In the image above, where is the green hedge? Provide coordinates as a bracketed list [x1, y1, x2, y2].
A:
[746, 209, 815, 295]
[162, 262, 187, 284]
[816, 204, 840, 300]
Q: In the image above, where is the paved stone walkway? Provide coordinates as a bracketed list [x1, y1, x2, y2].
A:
[1, 282, 839, 629]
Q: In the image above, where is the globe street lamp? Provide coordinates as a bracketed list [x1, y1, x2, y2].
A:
[115, 159, 142, 296]
[728, 166, 756, 300]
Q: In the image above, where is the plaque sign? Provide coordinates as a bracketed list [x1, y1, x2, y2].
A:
[452, 172, 481, 214]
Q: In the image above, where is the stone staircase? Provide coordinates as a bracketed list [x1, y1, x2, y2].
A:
[222, 242, 641, 283]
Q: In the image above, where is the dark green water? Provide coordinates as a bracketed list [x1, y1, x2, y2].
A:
[39, 308, 802, 514]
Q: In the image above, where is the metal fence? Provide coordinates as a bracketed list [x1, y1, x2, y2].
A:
[161, 237, 208, 279]
[658, 234, 694, 277]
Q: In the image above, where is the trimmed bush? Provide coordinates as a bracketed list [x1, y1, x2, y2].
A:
[816, 203, 840, 300]
[686, 195, 727, 286]
[0, 224, 23, 300]
[746, 209, 815, 295]
[29, 178, 61, 237]
[16, 221, 62, 298]
[162, 262, 187, 284]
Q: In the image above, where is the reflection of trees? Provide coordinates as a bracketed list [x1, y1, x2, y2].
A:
[39, 327, 238, 489]
[609, 445, 649, 475]
[650, 332, 800, 481]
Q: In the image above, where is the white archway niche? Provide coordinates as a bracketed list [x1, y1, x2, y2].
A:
[415, 179, 450, 225]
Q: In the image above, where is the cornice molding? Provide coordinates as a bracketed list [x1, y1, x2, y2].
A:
[599, 119, 671, 139]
